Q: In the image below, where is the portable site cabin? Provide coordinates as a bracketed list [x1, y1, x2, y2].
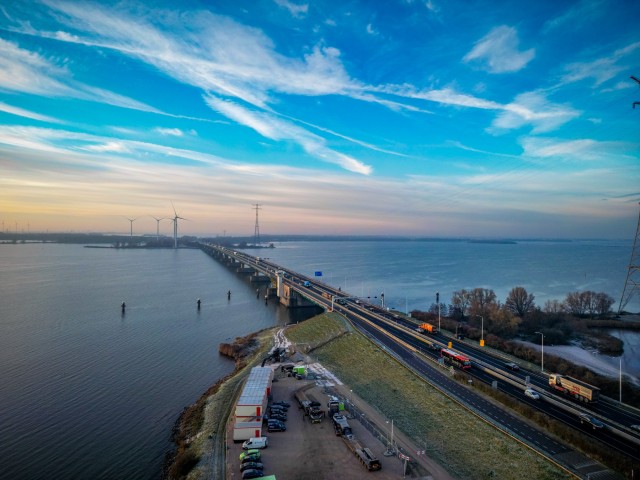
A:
[234, 367, 274, 420]
[233, 367, 274, 441]
[232, 420, 263, 442]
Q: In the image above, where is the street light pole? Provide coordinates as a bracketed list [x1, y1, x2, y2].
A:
[476, 315, 484, 346]
[619, 356, 622, 403]
[436, 292, 441, 332]
[535, 331, 544, 372]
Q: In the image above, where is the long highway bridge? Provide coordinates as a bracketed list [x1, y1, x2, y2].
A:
[200, 243, 640, 478]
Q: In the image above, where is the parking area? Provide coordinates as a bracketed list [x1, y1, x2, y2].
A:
[226, 370, 408, 480]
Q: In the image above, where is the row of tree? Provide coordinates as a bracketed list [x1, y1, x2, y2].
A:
[420, 287, 616, 342]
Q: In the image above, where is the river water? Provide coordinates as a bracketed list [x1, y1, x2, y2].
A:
[254, 239, 640, 381]
[1, 239, 638, 479]
[0, 244, 304, 480]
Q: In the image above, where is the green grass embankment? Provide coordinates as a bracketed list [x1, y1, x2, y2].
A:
[288, 313, 568, 480]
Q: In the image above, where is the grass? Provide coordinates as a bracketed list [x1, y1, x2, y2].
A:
[288, 314, 569, 480]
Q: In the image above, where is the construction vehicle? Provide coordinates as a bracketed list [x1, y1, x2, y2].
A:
[331, 414, 381, 471]
[294, 387, 325, 423]
[549, 374, 600, 403]
[418, 322, 438, 334]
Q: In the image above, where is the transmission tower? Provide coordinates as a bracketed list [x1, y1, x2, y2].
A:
[619, 203, 640, 314]
[253, 203, 262, 246]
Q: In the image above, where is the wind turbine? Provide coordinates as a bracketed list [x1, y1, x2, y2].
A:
[149, 215, 167, 241]
[170, 203, 187, 249]
[124, 217, 137, 237]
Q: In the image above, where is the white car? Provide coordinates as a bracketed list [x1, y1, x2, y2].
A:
[524, 388, 540, 400]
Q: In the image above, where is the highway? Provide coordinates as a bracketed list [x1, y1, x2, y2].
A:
[204, 244, 640, 472]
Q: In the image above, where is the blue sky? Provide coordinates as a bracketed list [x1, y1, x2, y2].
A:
[0, 0, 639, 238]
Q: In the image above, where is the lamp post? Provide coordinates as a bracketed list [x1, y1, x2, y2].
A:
[436, 292, 441, 332]
[535, 331, 544, 372]
[476, 315, 484, 347]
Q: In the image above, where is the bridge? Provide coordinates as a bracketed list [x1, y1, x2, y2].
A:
[199, 242, 640, 476]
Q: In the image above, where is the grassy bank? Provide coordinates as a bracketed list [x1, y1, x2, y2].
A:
[166, 329, 274, 480]
[288, 313, 568, 480]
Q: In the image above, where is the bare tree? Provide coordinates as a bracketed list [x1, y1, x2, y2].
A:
[450, 289, 470, 320]
[505, 286, 535, 317]
[468, 288, 497, 318]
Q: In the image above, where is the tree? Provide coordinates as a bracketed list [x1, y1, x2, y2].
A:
[450, 289, 471, 320]
[505, 287, 535, 317]
[564, 291, 587, 316]
[468, 288, 497, 318]
[594, 292, 615, 317]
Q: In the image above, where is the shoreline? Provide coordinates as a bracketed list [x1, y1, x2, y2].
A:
[162, 330, 269, 479]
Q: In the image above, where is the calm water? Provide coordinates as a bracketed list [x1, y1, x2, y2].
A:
[1, 239, 638, 479]
[257, 239, 639, 314]
[0, 244, 301, 480]
[253, 239, 640, 380]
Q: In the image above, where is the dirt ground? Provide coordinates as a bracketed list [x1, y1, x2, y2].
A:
[225, 370, 439, 480]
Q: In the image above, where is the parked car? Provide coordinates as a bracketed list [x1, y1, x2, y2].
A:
[269, 405, 288, 413]
[268, 422, 286, 432]
[239, 449, 261, 461]
[524, 388, 540, 400]
[267, 419, 285, 427]
[242, 469, 264, 479]
[579, 413, 605, 430]
[240, 454, 261, 464]
[240, 462, 263, 472]
[268, 413, 287, 421]
[272, 400, 291, 407]
[505, 362, 520, 371]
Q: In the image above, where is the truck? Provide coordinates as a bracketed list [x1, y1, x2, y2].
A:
[294, 387, 324, 422]
[327, 397, 342, 416]
[548, 374, 600, 403]
[331, 414, 381, 471]
[322, 292, 332, 300]
[417, 322, 438, 334]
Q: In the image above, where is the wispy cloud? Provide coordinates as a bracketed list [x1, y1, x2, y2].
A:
[379, 85, 577, 133]
[0, 38, 162, 113]
[274, 0, 308, 18]
[154, 127, 186, 137]
[29, 2, 357, 108]
[0, 101, 61, 123]
[520, 136, 634, 162]
[542, 0, 605, 33]
[491, 92, 580, 133]
[463, 26, 535, 73]
[559, 41, 640, 87]
[204, 95, 372, 174]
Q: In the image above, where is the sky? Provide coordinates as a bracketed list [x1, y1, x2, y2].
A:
[0, 0, 639, 239]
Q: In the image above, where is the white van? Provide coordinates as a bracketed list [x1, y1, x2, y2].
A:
[242, 437, 268, 450]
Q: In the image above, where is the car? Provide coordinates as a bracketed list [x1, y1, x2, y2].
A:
[240, 462, 264, 472]
[268, 413, 287, 421]
[631, 424, 640, 432]
[579, 413, 605, 430]
[505, 362, 520, 371]
[239, 449, 261, 461]
[267, 424, 285, 431]
[240, 454, 261, 464]
[242, 469, 265, 479]
[269, 405, 288, 412]
[268, 423, 286, 432]
[272, 400, 291, 407]
[524, 388, 540, 400]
